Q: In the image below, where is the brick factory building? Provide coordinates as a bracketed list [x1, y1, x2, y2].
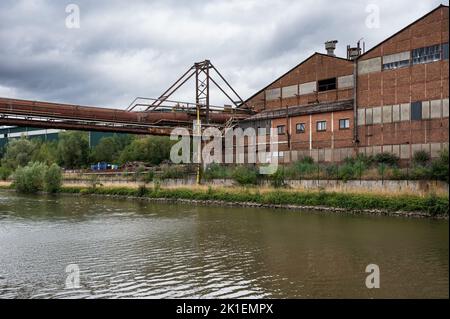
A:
[240, 4, 449, 164]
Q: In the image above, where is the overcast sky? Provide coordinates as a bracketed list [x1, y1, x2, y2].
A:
[0, 0, 446, 109]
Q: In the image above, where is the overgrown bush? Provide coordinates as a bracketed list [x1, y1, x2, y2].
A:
[144, 170, 155, 183]
[14, 162, 47, 194]
[325, 164, 339, 179]
[0, 166, 12, 181]
[374, 152, 399, 167]
[44, 163, 62, 193]
[286, 157, 316, 179]
[339, 163, 356, 182]
[203, 163, 231, 180]
[412, 150, 431, 167]
[232, 165, 259, 185]
[160, 165, 187, 180]
[430, 149, 449, 182]
[270, 167, 286, 188]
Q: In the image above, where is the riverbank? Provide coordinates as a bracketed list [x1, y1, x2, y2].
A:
[2, 183, 446, 218]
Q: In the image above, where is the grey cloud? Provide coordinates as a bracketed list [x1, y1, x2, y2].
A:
[0, 0, 446, 108]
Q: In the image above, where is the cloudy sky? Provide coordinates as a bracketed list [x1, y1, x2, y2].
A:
[0, 0, 446, 109]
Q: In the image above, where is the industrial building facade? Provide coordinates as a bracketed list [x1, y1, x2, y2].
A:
[241, 5, 449, 163]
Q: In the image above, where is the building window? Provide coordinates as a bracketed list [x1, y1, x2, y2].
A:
[318, 78, 336, 92]
[383, 59, 410, 70]
[412, 44, 441, 65]
[411, 101, 422, 121]
[296, 123, 305, 133]
[316, 121, 327, 132]
[339, 119, 350, 129]
[443, 43, 449, 60]
[277, 125, 286, 135]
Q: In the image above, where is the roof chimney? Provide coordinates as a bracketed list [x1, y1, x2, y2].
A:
[325, 40, 338, 57]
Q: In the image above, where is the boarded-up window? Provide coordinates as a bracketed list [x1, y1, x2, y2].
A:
[282, 85, 298, 98]
[411, 101, 422, 121]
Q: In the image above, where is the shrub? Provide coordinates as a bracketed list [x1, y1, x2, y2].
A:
[270, 168, 286, 188]
[410, 165, 431, 180]
[44, 163, 62, 193]
[353, 159, 367, 179]
[203, 163, 231, 180]
[287, 157, 316, 179]
[14, 162, 47, 194]
[355, 153, 374, 167]
[160, 165, 187, 180]
[232, 165, 259, 185]
[412, 150, 431, 167]
[339, 163, 355, 182]
[299, 156, 314, 165]
[0, 166, 12, 181]
[137, 185, 148, 197]
[325, 164, 339, 179]
[424, 193, 449, 216]
[430, 149, 449, 182]
[374, 152, 399, 167]
[144, 170, 155, 183]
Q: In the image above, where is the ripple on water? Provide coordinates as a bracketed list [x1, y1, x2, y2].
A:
[0, 191, 448, 299]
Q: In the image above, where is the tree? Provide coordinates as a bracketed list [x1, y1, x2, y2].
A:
[119, 136, 173, 165]
[92, 134, 134, 163]
[32, 140, 58, 165]
[1, 137, 36, 169]
[57, 131, 90, 169]
[44, 163, 62, 193]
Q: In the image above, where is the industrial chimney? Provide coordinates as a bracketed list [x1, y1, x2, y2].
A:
[325, 40, 338, 57]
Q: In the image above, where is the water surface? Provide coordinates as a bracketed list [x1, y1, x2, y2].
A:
[0, 191, 448, 299]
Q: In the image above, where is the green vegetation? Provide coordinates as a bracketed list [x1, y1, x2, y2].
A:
[0, 132, 447, 189]
[13, 162, 47, 194]
[56, 185, 448, 216]
[119, 136, 173, 165]
[203, 163, 232, 180]
[57, 132, 90, 169]
[13, 162, 62, 194]
[1, 137, 37, 169]
[44, 164, 63, 194]
[0, 166, 12, 180]
[231, 165, 259, 185]
[92, 134, 134, 163]
[0, 133, 173, 172]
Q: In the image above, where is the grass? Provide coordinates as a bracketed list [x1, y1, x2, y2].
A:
[54, 185, 449, 216]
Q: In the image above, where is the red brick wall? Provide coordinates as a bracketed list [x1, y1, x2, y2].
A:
[271, 110, 354, 152]
[357, 6, 449, 149]
[245, 54, 354, 111]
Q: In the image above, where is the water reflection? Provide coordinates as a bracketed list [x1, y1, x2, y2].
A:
[0, 191, 448, 299]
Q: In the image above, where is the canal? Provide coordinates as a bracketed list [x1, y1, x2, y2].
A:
[0, 191, 448, 299]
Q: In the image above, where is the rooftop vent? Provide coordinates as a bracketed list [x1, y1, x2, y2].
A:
[346, 39, 365, 60]
[325, 40, 338, 56]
